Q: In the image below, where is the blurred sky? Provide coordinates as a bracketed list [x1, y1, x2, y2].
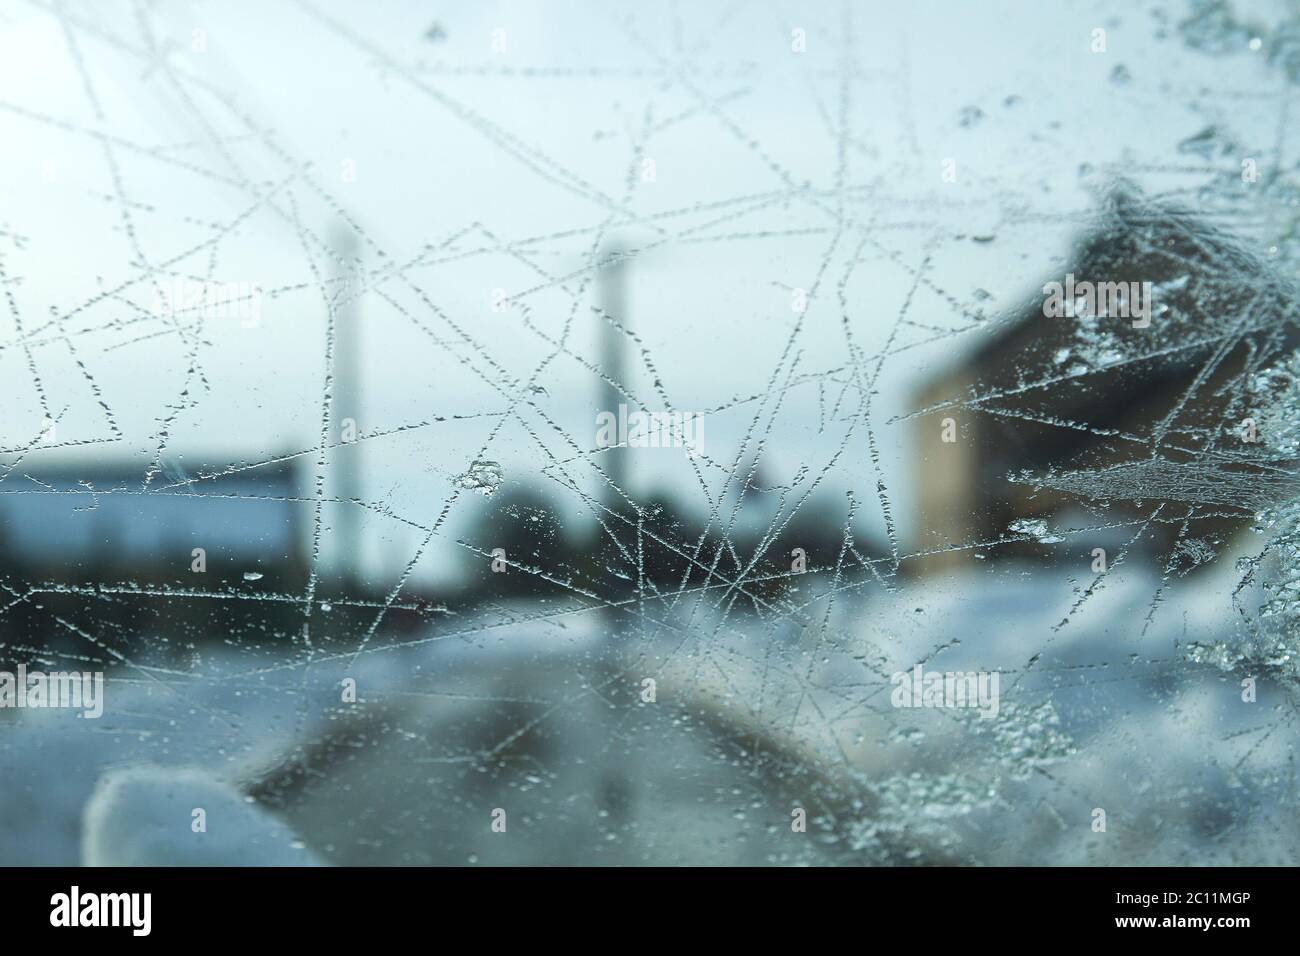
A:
[0, 0, 1287, 582]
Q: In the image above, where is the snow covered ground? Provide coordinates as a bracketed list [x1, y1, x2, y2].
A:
[1, 546, 1288, 866]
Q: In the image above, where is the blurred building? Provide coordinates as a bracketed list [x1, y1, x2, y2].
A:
[0, 459, 305, 586]
[910, 189, 1300, 574]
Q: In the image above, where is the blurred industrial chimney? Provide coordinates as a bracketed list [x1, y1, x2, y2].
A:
[331, 223, 362, 587]
[594, 242, 636, 822]
[596, 243, 629, 510]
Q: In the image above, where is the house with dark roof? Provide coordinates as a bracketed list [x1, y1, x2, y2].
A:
[909, 188, 1300, 574]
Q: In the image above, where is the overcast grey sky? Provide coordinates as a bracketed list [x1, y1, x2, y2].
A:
[0, 0, 1286, 580]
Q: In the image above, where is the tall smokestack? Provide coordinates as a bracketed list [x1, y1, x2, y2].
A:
[594, 242, 634, 822]
[597, 243, 629, 507]
[332, 223, 362, 586]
